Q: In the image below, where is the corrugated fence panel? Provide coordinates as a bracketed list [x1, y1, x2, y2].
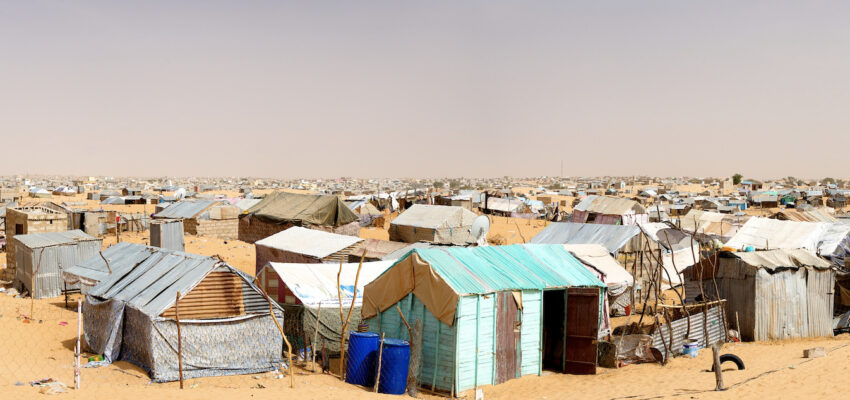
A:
[520, 290, 541, 376]
[419, 297, 456, 392]
[455, 295, 479, 392]
[476, 294, 495, 387]
[651, 306, 727, 359]
[806, 269, 834, 338]
[755, 269, 808, 341]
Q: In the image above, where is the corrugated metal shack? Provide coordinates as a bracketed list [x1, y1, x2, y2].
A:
[683, 249, 834, 341]
[76, 244, 283, 382]
[361, 244, 606, 394]
[570, 195, 648, 226]
[150, 219, 185, 251]
[13, 230, 102, 299]
[254, 226, 363, 273]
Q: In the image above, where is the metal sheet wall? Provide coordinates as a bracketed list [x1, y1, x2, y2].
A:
[806, 269, 835, 338]
[754, 268, 809, 341]
[651, 306, 727, 360]
[150, 220, 184, 252]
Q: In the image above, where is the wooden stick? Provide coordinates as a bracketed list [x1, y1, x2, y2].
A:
[99, 251, 112, 274]
[312, 302, 322, 373]
[175, 291, 184, 389]
[339, 249, 367, 381]
[374, 332, 385, 393]
[712, 341, 725, 391]
[75, 298, 81, 390]
[267, 302, 294, 388]
[396, 305, 412, 341]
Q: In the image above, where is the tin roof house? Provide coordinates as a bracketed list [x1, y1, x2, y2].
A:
[361, 244, 606, 394]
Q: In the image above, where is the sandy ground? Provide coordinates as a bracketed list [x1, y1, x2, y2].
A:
[2, 287, 849, 400]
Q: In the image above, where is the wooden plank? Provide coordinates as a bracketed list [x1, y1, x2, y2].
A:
[563, 287, 599, 375]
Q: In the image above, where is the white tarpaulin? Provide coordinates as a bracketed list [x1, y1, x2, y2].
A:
[261, 260, 395, 305]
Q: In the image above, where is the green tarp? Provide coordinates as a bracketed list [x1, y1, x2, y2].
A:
[243, 191, 359, 227]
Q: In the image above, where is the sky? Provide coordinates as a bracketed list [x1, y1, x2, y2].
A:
[1, 1, 849, 179]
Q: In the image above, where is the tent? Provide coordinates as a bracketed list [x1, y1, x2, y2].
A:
[239, 191, 360, 242]
[256, 260, 394, 352]
[563, 244, 633, 316]
[389, 204, 478, 245]
[79, 245, 283, 382]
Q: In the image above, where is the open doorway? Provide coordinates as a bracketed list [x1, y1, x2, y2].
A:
[542, 289, 565, 371]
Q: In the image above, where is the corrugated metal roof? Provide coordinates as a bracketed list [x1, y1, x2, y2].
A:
[391, 204, 477, 229]
[14, 230, 98, 249]
[411, 244, 604, 295]
[529, 222, 640, 253]
[235, 198, 262, 211]
[84, 245, 264, 316]
[153, 200, 218, 219]
[255, 226, 363, 259]
[573, 195, 645, 215]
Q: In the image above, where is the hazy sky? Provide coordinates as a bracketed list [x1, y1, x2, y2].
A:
[2, 1, 849, 179]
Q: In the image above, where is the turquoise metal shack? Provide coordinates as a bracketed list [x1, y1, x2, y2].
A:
[361, 244, 606, 394]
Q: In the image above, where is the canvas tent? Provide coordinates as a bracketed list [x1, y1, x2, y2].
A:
[256, 260, 393, 352]
[78, 245, 283, 382]
[239, 191, 360, 243]
[254, 226, 363, 273]
[724, 217, 850, 267]
[683, 249, 834, 341]
[389, 204, 478, 245]
[361, 244, 606, 393]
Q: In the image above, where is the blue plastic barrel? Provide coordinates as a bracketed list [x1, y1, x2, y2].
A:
[346, 331, 380, 386]
[378, 339, 411, 395]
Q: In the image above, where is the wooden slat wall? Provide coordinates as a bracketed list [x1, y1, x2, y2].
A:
[161, 271, 245, 320]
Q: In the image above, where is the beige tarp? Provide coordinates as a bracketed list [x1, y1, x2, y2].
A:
[361, 253, 459, 326]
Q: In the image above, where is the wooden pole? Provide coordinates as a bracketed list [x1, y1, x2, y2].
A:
[312, 302, 322, 373]
[75, 298, 81, 390]
[373, 332, 385, 393]
[175, 291, 184, 389]
[712, 341, 725, 391]
[396, 305, 412, 340]
[267, 302, 294, 388]
[339, 249, 367, 381]
[98, 251, 112, 275]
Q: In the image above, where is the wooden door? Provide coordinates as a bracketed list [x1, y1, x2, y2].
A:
[563, 287, 599, 374]
[495, 291, 519, 384]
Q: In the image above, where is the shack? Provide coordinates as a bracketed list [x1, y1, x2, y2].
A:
[3, 205, 68, 280]
[361, 244, 606, 394]
[683, 249, 834, 341]
[79, 245, 283, 382]
[13, 230, 102, 299]
[563, 244, 634, 316]
[154, 200, 239, 239]
[239, 191, 360, 243]
[570, 195, 648, 225]
[389, 204, 478, 245]
[254, 226, 363, 273]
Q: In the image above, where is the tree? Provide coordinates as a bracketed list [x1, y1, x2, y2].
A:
[822, 177, 836, 185]
[547, 182, 564, 190]
[432, 181, 444, 189]
[732, 173, 743, 185]
[449, 179, 461, 189]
